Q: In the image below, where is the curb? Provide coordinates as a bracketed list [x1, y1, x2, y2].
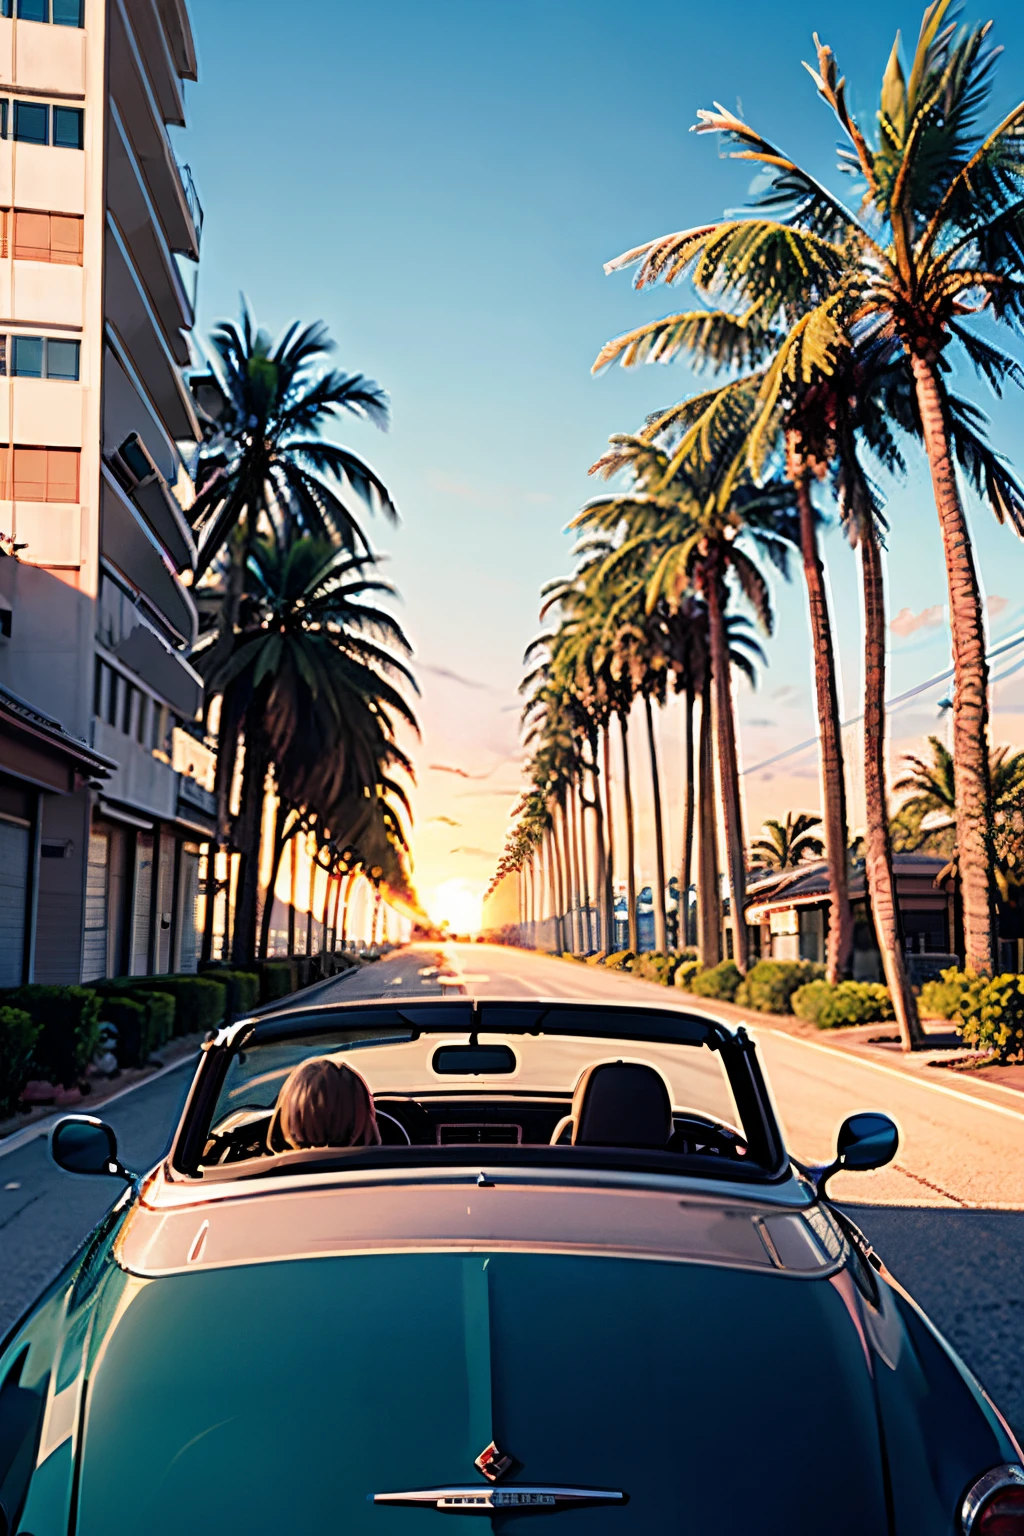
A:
[0, 1051, 198, 1162]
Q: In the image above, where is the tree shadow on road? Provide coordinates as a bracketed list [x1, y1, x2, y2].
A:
[843, 1203, 1024, 1439]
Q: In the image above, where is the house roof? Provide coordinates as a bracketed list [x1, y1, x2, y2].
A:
[743, 853, 951, 918]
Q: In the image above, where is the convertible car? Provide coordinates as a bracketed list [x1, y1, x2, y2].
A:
[1, 997, 1022, 1534]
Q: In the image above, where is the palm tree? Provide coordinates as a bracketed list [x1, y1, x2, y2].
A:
[195, 532, 417, 964]
[577, 437, 791, 972]
[189, 309, 398, 921]
[751, 813, 825, 872]
[605, 7, 1024, 971]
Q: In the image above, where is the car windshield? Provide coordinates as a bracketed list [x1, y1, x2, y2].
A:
[185, 1003, 779, 1178]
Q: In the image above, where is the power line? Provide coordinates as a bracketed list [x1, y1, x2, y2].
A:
[741, 625, 1024, 779]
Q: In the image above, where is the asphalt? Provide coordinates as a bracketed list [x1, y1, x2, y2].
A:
[2, 941, 1022, 1434]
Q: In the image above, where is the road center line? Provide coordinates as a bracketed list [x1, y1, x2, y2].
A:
[758, 1027, 1024, 1125]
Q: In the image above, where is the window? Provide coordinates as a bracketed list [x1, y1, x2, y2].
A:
[13, 101, 48, 145]
[1, 446, 80, 501]
[7, 210, 83, 263]
[0, 0, 83, 24]
[7, 336, 80, 380]
[52, 106, 82, 150]
[11, 336, 42, 377]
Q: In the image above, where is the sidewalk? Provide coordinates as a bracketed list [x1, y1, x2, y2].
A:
[679, 988, 1024, 1112]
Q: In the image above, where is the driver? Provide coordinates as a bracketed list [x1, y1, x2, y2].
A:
[271, 1057, 381, 1149]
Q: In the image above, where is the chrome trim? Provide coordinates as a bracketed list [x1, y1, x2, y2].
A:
[962, 1464, 1024, 1531]
[373, 1486, 626, 1514]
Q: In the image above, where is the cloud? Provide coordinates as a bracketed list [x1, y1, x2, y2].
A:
[419, 662, 490, 691]
[449, 846, 495, 859]
[428, 470, 555, 511]
[772, 685, 804, 704]
[989, 595, 1009, 618]
[427, 815, 461, 827]
[890, 604, 944, 638]
[430, 757, 517, 780]
[747, 718, 776, 728]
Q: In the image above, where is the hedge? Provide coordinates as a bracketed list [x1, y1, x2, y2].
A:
[919, 966, 975, 1021]
[117, 974, 227, 1035]
[4, 985, 101, 1087]
[690, 960, 742, 1003]
[603, 951, 636, 972]
[791, 979, 894, 1028]
[96, 996, 151, 1070]
[202, 969, 261, 1019]
[257, 961, 296, 1002]
[736, 960, 825, 1015]
[631, 952, 687, 986]
[0, 1006, 39, 1117]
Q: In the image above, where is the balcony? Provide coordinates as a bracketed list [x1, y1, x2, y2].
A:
[104, 217, 200, 444]
[109, 0, 199, 261]
[98, 570, 201, 718]
[100, 466, 197, 647]
[107, 104, 192, 363]
[93, 716, 178, 819]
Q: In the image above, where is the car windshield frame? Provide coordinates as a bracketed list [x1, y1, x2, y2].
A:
[169, 998, 788, 1183]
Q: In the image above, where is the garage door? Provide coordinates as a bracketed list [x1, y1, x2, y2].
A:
[0, 816, 30, 986]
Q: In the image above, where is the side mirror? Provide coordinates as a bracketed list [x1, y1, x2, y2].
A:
[51, 1115, 133, 1182]
[816, 1111, 898, 1198]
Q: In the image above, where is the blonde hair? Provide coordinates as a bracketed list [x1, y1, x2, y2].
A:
[273, 1057, 380, 1150]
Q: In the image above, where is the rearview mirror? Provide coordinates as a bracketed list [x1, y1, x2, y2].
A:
[432, 1043, 517, 1076]
[51, 1116, 133, 1182]
[816, 1112, 898, 1197]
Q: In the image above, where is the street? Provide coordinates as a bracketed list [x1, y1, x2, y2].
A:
[3, 941, 1023, 1433]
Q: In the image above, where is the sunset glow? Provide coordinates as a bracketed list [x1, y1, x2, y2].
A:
[428, 879, 484, 936]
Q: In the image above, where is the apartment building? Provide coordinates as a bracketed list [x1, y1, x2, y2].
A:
[0, 0, 212, 987]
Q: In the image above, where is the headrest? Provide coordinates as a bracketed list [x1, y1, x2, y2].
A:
[571, 1060, 673, 1148]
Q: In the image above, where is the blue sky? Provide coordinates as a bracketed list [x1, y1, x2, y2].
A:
[182, 0, 1024, 918]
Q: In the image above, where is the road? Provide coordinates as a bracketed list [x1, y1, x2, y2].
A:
[3, 941, 1023, 1433]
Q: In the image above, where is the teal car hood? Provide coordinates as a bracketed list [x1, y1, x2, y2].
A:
[73, 1251, 890, 1534]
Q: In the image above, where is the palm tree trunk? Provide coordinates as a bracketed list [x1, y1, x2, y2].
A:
[330, 864, 344, 948]
[791, 447, 854, 982]
[340, 870, 358, 946]
[588, 749, 608, 953]
[619, 712, 639, 952]
[643, 694, 669, 952]
[602, 722, 615, 948]
[682, 685, 696, 949]
[258, 801, 290, 960]
[911, 354, 994, 974]
[559, 795, 575, 953]
[697, 688, 722, 967]
[231, 722, 271, 965]
[568, 784, 582, 953]
[861, 524, 924, 1049]
[546, 827, 559, 953]
[576, 783, 593, 951]
[705, 562, 748, 973]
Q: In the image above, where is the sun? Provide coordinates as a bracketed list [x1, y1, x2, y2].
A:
[429, 879, 484, 936]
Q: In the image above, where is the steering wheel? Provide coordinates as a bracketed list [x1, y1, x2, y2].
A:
[373, 1097, 433, 1146]
[669, 1113, 748, 1160]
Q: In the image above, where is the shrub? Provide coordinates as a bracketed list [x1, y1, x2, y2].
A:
[209, 970, 261, 1019]
[603, 951, 636, 972]
[674, 960, 701, 991]
[5, 985, 100, 1087]
[919, 966, 975, 1021]
[955, 972, 1024, 1062]
[585, 952, 607, 966]
[0, 1006, 39, 1117]
[631, 952, 686, 986]
[735, 960, 826, 1015]
[120, 975, 226, 1035]
[690, 960, 742, 1003]
[792, 979, 894, 1028]
[257, 961, 296, 1003]
[97, 996, 152, 1069]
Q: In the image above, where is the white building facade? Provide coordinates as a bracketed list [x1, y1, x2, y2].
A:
[0, 0, 211, 986]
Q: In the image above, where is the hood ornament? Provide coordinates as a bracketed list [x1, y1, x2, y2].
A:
[474, 1441, 516, 1482]
[373, 1486, 627, 1515]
